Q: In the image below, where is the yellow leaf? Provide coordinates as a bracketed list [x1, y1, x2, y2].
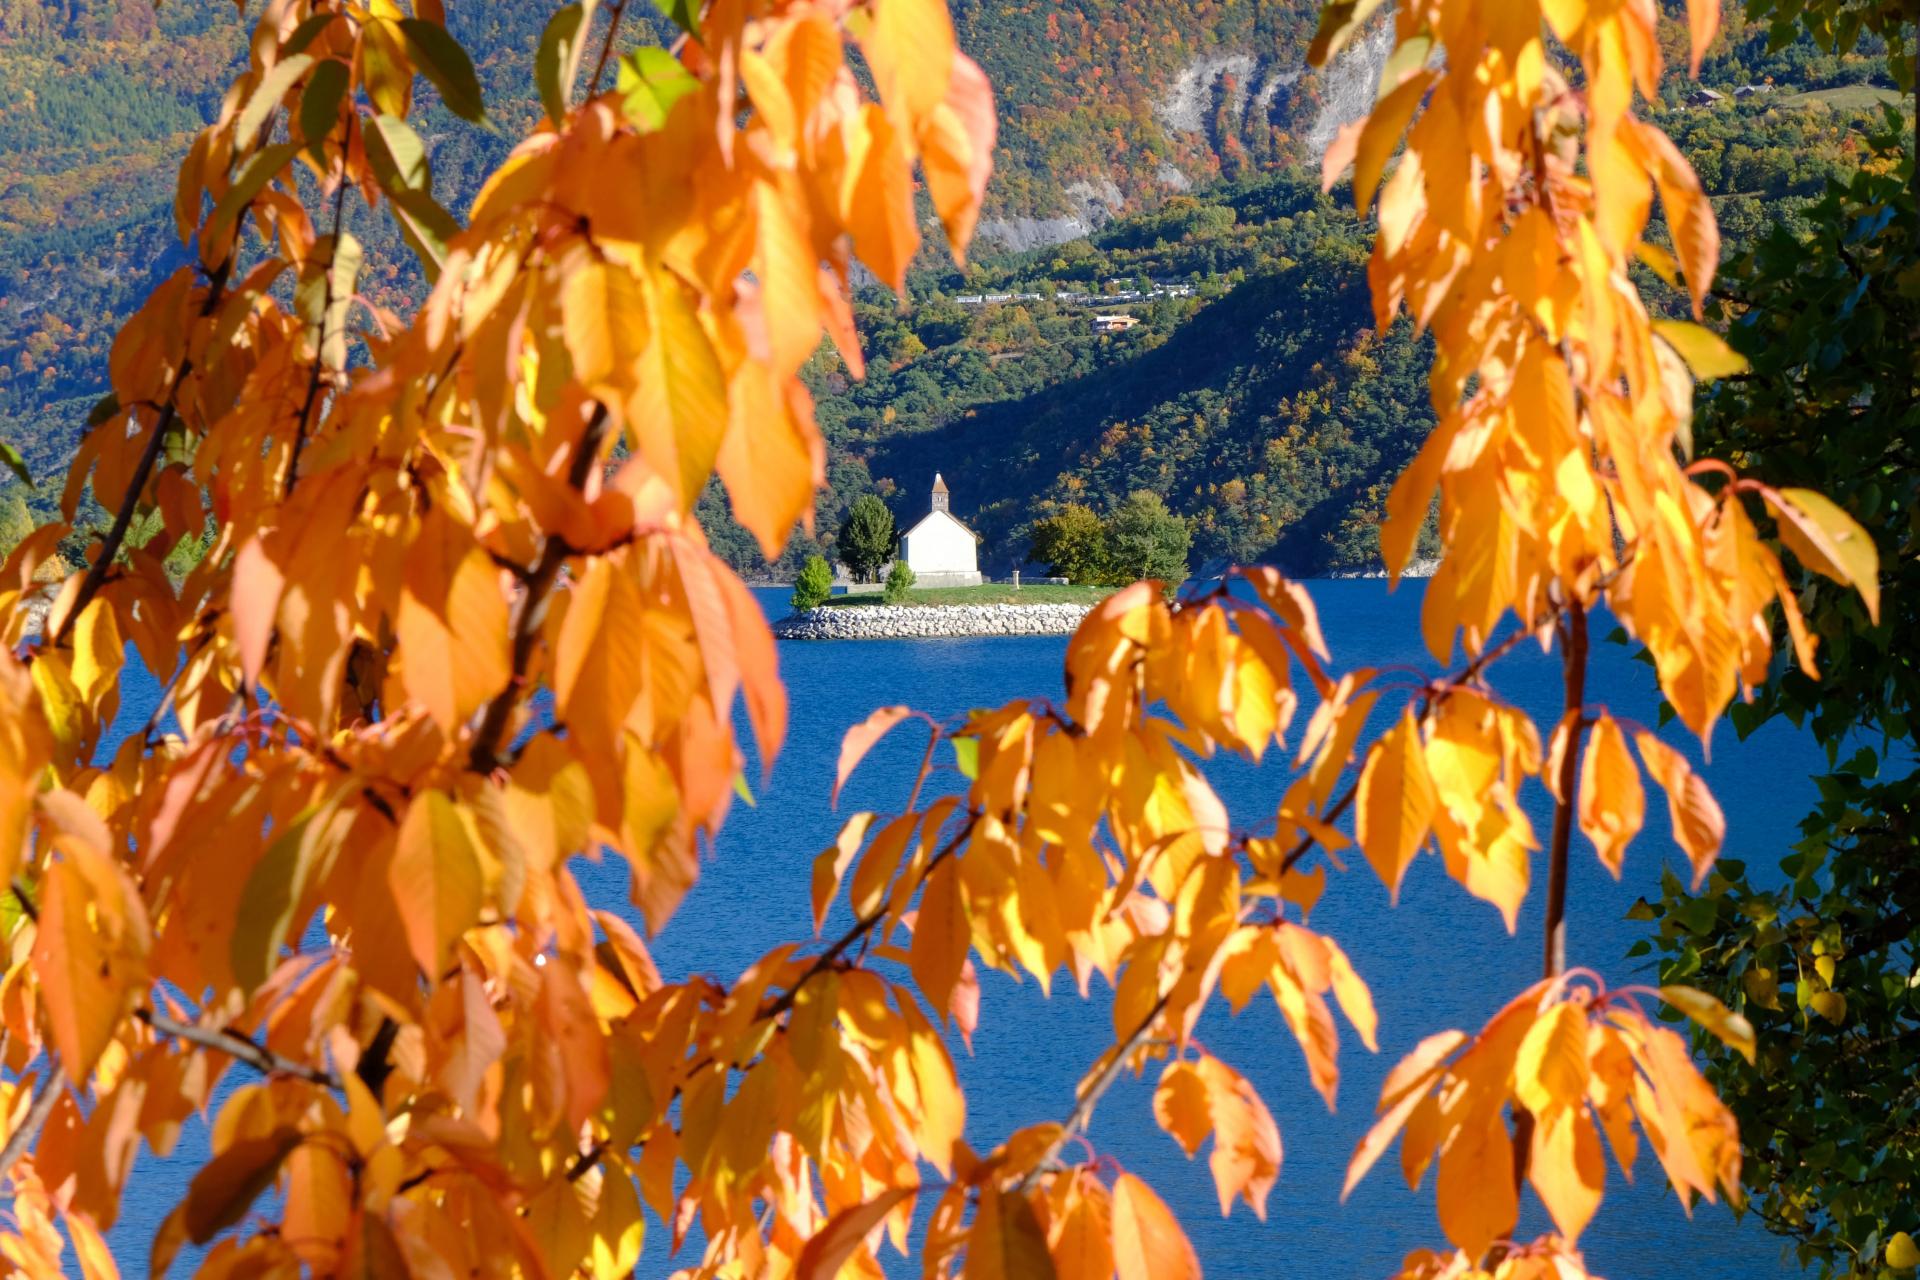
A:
[1577, 715, 1644, 876]
[1355, 707, 1435, 900]
[1527, 1104, 1606, 1242]
[1886, 1231, 1919, 1270]
[863, 0, 957, 128]
[184, 1127, 303, 1244]
[1514, 1001, 1590, 1115]
[1660, 985, 1756, 1065]
[809, 812, 876, 933]
[917, 54, 996, 261]
[1684, 0, 1720, 75]
[1763, 486, 1881, 624]
[629, 266, 727, 508]
[390, 790, 486, 975]
[1653, 319, 1748, 380]
[1110, 1173, 1198, 1280]
[561, 255, 649, 394]
[70, 597, 124, 709]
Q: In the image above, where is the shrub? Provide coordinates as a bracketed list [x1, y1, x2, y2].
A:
[791, 554, 833, 612]
[883, 560, 915, 603]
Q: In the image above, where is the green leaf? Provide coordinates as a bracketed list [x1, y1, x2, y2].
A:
[363, 114, 460, 279]
[950, 736, 979, 780]
[206, 141, 304, 248]
[619, 47, 699, 130]
[0, 439, 31, 488]
[236, 53, 315, 152]
[388, 187, 461, 283]
[398, 18, 488, 124]
[536, 4, 587, 126]
[363, 112, 432, 194]
[653, 0, 700, 37]
[300, 58, 351, 163]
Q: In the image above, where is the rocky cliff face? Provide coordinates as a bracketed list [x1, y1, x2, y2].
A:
[972, 9, 1395, 252]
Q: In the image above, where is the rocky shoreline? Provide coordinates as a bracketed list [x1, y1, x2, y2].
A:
[771, 602, 1093, 640]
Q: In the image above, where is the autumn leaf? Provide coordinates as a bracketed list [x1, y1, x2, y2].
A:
[1355, 707, 1435, 900]
[184, 1128, 304, 1244]
[390, 790, 487, 975]
[1111, 1173, 1199, 1280]
[1578, 716, 1644, 876]
[795, 1186, 917, 1280]
[1763, 486, 1881, 624]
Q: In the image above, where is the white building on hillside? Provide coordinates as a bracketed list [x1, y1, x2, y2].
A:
[898, 474, 983, 587]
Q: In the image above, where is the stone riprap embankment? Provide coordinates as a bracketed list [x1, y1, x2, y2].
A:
[772, 603, 1093, 640]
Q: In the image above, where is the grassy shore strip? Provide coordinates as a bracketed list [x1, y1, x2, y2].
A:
[820, 584, 1114, 608]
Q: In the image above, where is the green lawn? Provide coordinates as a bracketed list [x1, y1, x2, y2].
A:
[819, 583, 1113, 608]
[1776, 85, 1904, 112]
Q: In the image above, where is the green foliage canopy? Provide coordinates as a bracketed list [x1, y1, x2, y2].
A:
[838, 494, 897, 583]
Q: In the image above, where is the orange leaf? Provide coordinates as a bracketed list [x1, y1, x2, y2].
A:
[834, 706, 920, 807]
[1578, 715, 1644, 876]
[1528, 1104, 1606, 1243]
[1355, 707, 1435, 900]
[184, 1128, 303, 1244]
[1153, 1061, 1213, 1157]
[795, 1185, 917, 1280]
[968, 1187, 1057, 1280]
[1110, 1173, 1199, 1280]
[1633, 732, 1725, 886]
[32, 839, 149, 1080]
[908, 854, 967, 1021]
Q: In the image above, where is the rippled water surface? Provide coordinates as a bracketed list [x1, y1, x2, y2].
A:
[103, 580, 1818, 1277]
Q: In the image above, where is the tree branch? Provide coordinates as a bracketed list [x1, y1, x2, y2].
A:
[138, 1008, 338, 1088]
[53, 255, 236, 648]
[286, 177, 352, 498]
[468, 403, 613, 771]
[1016, 986, 1174, 1192]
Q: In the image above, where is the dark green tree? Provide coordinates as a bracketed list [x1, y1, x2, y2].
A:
[837, 494, 896, 583]
[1643, 110, 1919, 1279]
[1103, 490, 1190, 587]
[1027, 503, 1109, 583]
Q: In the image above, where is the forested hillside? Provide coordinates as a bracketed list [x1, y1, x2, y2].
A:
[0, 0, 1904, 576]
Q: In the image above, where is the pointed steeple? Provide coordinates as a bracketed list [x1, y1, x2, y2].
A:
[930, 473, 950, 513]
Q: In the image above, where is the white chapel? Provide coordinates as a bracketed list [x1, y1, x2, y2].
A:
[897, 474, 982, 587]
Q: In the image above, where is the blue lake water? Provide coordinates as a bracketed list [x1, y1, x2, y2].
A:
[100, 580, 1819, 1277]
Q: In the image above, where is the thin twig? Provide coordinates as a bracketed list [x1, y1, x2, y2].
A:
[587, 0, 632, 97]
[138, 1008, 339, 1088]
[0, 1062, 64, 1183]
[1017, 987, 1174, 1191]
